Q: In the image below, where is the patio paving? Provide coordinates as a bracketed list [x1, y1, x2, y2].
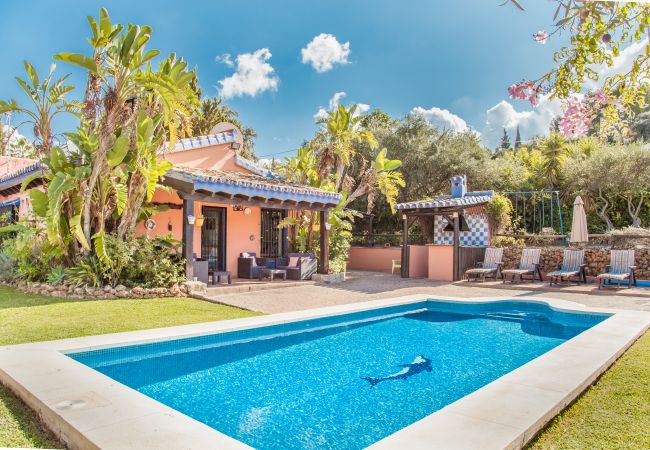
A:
[202, 271, 650, 314]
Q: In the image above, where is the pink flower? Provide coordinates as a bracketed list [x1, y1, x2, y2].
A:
[558, 97, 593, 138]
[533, 30, 549, 44]
[508, 80, 536, 100]
[593, 90, 608, 103]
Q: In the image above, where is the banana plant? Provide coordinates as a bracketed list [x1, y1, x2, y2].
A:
[53, 8, 199, 244]
[0, 61, 80, 156]
[344, 148, 405, 213]
[22, 145, 91, 258]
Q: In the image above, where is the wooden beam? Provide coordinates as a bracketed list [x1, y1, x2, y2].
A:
[319, 210, 329, 274]
[182, 197, 195, 280]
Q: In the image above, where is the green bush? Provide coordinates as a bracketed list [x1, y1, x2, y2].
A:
[1, 221, 62, 281]
[99, 233, 137, 286]
[46, 266, 67, 285]
[486, 193, 514, 235]
[491, 235, 524, 248]
[0, 251, 17, 282]
[65, 256, 103, 287]
[121, 235, 185, 287]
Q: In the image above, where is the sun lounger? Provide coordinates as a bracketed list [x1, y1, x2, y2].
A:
[464, 247, 503, 282]
[597, 249, 636, 289]
[501, 248, 542, 283]
[547, 249, 586, 286]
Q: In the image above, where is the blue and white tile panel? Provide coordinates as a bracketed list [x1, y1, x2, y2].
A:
[434, 214, 490, 247]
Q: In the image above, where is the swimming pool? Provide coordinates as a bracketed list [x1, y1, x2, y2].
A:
[69, 300, 609, 449]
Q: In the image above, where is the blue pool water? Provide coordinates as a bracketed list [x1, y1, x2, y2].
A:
[70, 301, 609, 449]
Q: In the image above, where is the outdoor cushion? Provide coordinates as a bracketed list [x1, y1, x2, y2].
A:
[287, 256, 301, 267]
[547, 270, 580, 278]
[597, 272, 629, 280]
[501, 268, 533, 275]
[465, 268, 497, 274]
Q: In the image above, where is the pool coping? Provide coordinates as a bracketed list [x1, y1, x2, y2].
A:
[0, 295, 648, 450]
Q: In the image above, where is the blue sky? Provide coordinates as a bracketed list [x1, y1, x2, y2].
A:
[1, 0, 572, 157]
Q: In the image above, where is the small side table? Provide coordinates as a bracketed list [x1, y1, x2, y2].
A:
[259, 268, 287, 281]
[210, 270, 232, 285]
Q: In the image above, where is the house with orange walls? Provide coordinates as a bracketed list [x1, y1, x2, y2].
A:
[0, 124, 340, 281]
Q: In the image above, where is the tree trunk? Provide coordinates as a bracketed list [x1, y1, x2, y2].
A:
[597, 190, 614, 232]
[626, 193, 644, 228]
[117, 171, 148, 237]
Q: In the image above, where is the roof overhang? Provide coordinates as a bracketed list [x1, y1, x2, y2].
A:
[162, 166, 341, 211]
[0, 162, 44, 196]
[395, 192, 493, 215]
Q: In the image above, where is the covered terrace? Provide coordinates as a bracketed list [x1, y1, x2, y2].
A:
[160, 165, 341, 280]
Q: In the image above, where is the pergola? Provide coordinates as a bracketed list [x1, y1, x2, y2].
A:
[161, 165, 341, 278]
[395, 193, 492, 280]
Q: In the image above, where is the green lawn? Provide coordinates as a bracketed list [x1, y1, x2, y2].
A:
[528, 331, 650, 449]
[0, 286, 259, 448]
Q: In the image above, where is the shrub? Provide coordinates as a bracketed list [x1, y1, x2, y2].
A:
[491, 235, 525, 248]
[486, 194, 514, 235]
[99, 233, 137, 286]
[2, 221, 62, 281]
[46, 266, 67, 285]
[0, 251, 17, 282]
[65, 256, 103, 287]
[122, 235, 185, 287]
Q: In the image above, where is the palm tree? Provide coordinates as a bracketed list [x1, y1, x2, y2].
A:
[315, 104, 377, 192]
[540, 133, 568, 188]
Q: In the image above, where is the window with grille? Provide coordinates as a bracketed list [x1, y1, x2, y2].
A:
[260, 209, 286, 258]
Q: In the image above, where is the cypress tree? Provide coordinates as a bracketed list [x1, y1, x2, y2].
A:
[499, 128, 511, 150]
[514, 126, 522, 148]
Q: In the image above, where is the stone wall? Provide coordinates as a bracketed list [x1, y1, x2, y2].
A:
[6, 281, 189, 300]
[501, 246, 650, 279]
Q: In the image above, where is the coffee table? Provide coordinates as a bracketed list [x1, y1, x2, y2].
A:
[210, 270, 232, 285]
[258, 268, 287, 281]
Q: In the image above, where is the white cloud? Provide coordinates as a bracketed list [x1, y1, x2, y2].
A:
[482, 95, 562, 149]
[218, 49, 279, 99]
[356, 103, 371, 115]
[215, 53, 234, 67]
[314, 92, 370, 120]
[301, 33, 351, 73]
[585, 41, 648, 90]
[410, 106, 470, 133]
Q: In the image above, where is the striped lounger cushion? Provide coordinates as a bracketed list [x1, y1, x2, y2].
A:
[547, 249, 584, 278]
[502, 248, 541, 275]
[466, 248, 503, 274]
[597, 250, 634, 280]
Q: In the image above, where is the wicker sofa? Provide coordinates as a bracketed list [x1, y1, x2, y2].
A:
[277, 253, 317, 280]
